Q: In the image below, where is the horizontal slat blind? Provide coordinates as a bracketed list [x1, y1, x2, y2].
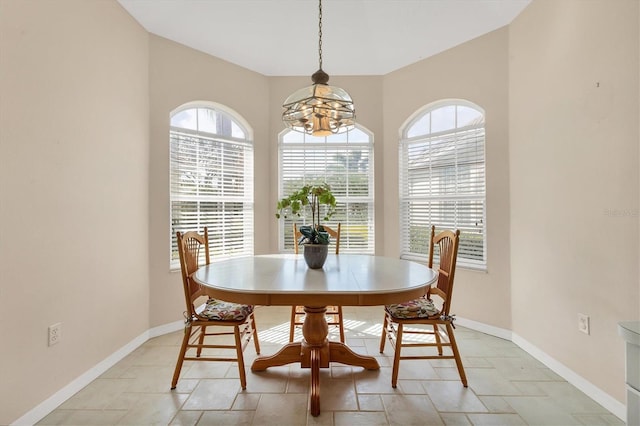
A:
[400, 102, 486, 269]
[279, 128, 374, 254]
[170, 107, 253, 268]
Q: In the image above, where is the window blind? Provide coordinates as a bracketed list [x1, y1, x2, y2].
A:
[279, 128, 375, 254]
[399, 103, 486, 269]
[170, 106, 254, 268]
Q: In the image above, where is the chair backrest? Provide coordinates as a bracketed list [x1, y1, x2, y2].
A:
[427, 225, 460, 315]
[176, 228, 211, 317]
[293, 223, 341, 254]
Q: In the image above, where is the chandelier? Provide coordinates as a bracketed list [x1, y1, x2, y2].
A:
[282, 0, 356, 137]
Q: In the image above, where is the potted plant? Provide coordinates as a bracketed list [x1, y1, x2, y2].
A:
[275, 183, 337, 268]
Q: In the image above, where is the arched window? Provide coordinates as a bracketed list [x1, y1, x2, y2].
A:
[278, 126, 375, 253]
[170, 102, 253, 267]
[399, 100, 486, 269]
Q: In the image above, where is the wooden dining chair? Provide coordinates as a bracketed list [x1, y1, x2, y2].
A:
[171, 228, 260, 390]
[379, 225, 467, 388]
[290, 222, 345, 343]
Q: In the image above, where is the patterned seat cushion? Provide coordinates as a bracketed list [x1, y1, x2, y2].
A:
[197, 298, 254, 321]
[385, 296, 441, 319]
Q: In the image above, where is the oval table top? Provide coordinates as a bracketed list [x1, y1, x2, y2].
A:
[193, 253, 437, 306]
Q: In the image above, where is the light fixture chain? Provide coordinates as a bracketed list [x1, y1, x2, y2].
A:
[318, 0, 323, 70]
[282, 0, 355, 136]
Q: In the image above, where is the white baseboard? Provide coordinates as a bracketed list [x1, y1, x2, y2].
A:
[149, 319, 184, 338]
[14, 317, 625, 424]
[511, 333, 626, 422]
[455, 316, 513, 341]
[456, 317, 625, 421]
[11, 321, 184, 426]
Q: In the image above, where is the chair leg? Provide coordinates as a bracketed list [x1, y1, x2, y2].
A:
[446, 322, 467, 387]
[250, 313, 261, 354]
[379, 313, 388, 353]
[234, 325, 248, 390]
[391, 322, 403, 388]
[433, 324, 443, 356]
[289, 306, 298, 343]
[171, 324, 191, 389]
[337, 306, 345, 343]
[196, 325, 206, 357]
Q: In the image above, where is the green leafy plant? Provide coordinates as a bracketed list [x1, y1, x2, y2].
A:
[275, 183, 337, 245]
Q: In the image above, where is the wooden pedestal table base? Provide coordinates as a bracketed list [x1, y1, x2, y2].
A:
[251, 306, 379, 416]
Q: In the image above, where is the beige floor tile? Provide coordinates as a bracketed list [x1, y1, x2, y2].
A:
[243, 368, 289, 393]
[574, 413, 626, 425]
[169, 410, 202, 426]
[503, 396, 582, 425]
[120, 365, 178, 393]
[477, 396, 516, 413]
[534, 382, 611, 414]
[231, 393, 262, 411]
[511, 380, 547, 396]
[334, 411, 389, 425]
[330, 365, 354, 379]
[116, 393, 188, 425]
[395, 379, 427, 394]
[320, 379, 358, 411]
[287, 374, 312, 394]
[434, 366, 467, 381]
[422, 381, 487, 413]
[440, 412, 472, 425]
[486, 357, 556, 381]
[59, 409, 128, 425]
[465, 368, 522, 396]
[307, 410, 335, 426]
[182, 379, 240, 410]
[58, 378, 134, 410]
[253, 393, 308, 425]
[198, 410, 255, 425]
[181, 361, 232, 379]
[354, 367, 396, 394]
[381, 394, 443, 425]
[36, 409, 127, 425]
[395, 358, 440, 381]
[357, 394, 384, 411]
[100, 353, 141, 379]
[36, 409, 73, 425]
[133, 345, 182, 367]
[106, 392, 148, 410]
[466, 413, 527, 425]
[148, 331, 185, 346]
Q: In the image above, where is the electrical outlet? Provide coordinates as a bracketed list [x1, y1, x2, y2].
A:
[48, 323, 61, 346]
[578, 313, 590, 335]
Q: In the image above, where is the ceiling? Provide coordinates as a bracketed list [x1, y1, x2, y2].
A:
[118, 0, 531, 77]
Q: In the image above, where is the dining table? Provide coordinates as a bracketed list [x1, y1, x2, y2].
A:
[193, 253, 437, 416]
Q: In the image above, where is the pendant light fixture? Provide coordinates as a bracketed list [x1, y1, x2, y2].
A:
[282, 0, 356, 137]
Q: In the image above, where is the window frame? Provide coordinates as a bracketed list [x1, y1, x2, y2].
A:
[399, 99, 487, 270]
[277, 126, 375, 254]
[169, 101, 254, 270]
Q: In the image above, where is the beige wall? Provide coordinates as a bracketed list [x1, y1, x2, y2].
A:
[382, 28, 512, 330]
[509, 0, 639, 402]
[148, 35, 270, 326]
[0, 1, 149, 424]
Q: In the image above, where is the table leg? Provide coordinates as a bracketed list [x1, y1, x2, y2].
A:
[250, 305, 380, 417]
[251, 342, 302, 371]
[310, 346, 321, 416]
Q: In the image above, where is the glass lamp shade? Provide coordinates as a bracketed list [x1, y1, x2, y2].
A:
[282, 83, 356, 137]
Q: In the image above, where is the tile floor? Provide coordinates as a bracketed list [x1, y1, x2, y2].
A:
[38, 306, 622, 426]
